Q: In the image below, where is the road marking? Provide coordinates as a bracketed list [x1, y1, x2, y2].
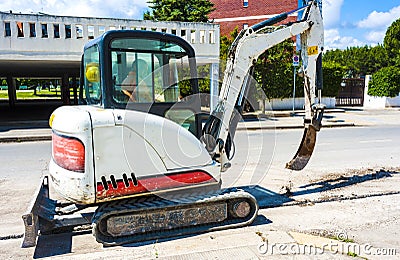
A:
[359, 139, 392, 144]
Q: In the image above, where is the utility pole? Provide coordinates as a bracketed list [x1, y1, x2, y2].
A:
[292, 55, 299, 114]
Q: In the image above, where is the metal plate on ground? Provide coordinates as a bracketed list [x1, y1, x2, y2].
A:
[106, 203, 227, 237]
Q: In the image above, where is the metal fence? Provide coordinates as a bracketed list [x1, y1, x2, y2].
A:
[336, 78, 365, 106]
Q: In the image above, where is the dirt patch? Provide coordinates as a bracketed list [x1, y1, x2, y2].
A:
[299, 167, 400, 193]
[311, 167, 399, 183]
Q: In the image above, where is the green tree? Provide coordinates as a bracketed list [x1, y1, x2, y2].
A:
[143, 0, 214, 95]
[144, 0, 215, 22]
[254, 39, 297, 100]
[323, 45, 389, 77]
[367, 45, 390, 73]
[384, 18, 400, 67]
[322, 61, 346, 97]
[366, 18, 400, 97]
[219, 27, 239, 61]
[368, 66, 400, 97]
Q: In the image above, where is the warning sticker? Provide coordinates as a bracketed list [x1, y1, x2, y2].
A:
[307, 46, 319, 56]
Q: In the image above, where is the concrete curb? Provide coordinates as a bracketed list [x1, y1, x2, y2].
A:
[0, 122, 357, 143]
[236, 122, 356, 131]
[0, 135, 51, 143]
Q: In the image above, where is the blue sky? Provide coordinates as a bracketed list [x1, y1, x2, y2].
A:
[1, 0, 399, 50]
[322, 0, 400, 49]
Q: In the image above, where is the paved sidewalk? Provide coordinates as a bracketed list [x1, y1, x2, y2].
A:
[237, 109, 353, 130]
[0, 107, 399, 143]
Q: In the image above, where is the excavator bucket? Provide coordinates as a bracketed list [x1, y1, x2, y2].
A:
[286, 104, 324, 171]
[285, 125, 317, 171]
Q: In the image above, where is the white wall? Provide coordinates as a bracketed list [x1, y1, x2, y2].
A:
[0, 12, 220, 63]
[363, 75, 400, 109]
[262, 97, 336, 111]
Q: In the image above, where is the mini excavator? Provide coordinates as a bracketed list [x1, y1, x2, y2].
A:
[22, 0, 324, 247]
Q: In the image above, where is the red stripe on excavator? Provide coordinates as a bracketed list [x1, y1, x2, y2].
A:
[96, 171, 216, 200]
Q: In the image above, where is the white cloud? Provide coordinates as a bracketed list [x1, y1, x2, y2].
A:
[324, 29, 365, 50]
[365, 30, 386, 43]
[322, 0, 344, 28]
[322, 2, 399, 49]
[0, 0, 149, 19]
[357, 5, 400, 29]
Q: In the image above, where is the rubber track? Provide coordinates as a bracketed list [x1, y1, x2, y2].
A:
[92, 188, 258, 246]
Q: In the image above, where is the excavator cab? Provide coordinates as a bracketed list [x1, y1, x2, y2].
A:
[80, 30, 202, 137]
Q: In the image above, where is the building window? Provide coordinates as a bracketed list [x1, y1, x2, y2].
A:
[29, 23, 36, 37]
[171, 29, 177, 35]
[181, 29, 187, 40]
[209, 30, 215, 44]
[243, 0, 249, 7]
[99, 26, 105, 35]
[17, 22, 24, 37]
[53, 24, 60, 38]
[190, 29, 196, 44]
[76, 24, 83, 39]
[88, 25, 94, 39]
[65, 24, 71, 38]
[41, 24, 48, 38]
[199, 30, 205, 43]
[243, 23, 249, 29]
[4, 22, 11, 37]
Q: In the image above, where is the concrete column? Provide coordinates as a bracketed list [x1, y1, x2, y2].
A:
[72, 76, 77, 104]
[6, 76, 17, 109]
[209, 63, 219, 112]
[61, 74, 70, 104]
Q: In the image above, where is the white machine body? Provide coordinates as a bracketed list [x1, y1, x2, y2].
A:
[50, 106, 220, 204]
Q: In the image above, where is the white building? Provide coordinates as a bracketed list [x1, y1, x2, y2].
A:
[0, 11, 220, 106]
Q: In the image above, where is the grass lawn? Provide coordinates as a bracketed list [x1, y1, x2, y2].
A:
[0, 89, 78, 100]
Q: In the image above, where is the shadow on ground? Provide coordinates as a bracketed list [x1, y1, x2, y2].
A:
[34, 233, 74, 259]
[0, 101, 61, 131]
[30, 169, 399, 257]
[0, 101, 61, 121]
[294, 169, 398, 197]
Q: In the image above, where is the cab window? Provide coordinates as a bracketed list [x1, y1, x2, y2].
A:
[110, 38, 193, 104]
[83, 45, 101, 104]
[111, 51, 156, 103]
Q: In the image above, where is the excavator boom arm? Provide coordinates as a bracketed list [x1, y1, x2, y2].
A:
[203, 0, 324, 171]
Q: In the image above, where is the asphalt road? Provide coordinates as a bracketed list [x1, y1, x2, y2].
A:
[1, 125, 398, 182]
[305, 125, 400, 171]
[0, 125, 399, 259]
[0, 141, 50, 180]
[223, 125, 400, 187]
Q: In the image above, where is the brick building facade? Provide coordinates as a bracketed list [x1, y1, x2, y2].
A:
[209, 0, 298, 35]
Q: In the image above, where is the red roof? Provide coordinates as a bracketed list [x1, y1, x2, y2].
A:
[209, 0, 298, 35]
